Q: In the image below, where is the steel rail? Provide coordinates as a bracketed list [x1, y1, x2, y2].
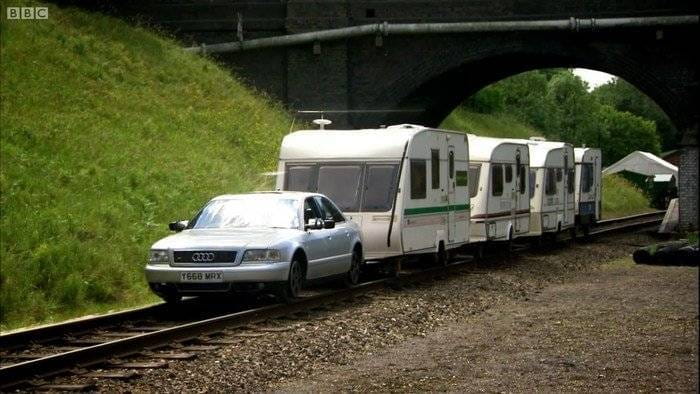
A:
[595, 210, 665, 226]
[0, 303, 166, 350]
[0, 210, 666, 388]
[0, 264, 463, 389]
[184, 15, 699, 54]
[589, 211, 665, 236]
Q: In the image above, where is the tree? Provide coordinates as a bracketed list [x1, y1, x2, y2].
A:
[544, 71, 600, 145]
[594, 105, 661, 166]
[592, 79, 678, 151]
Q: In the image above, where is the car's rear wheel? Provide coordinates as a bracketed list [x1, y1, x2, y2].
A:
[344, 249, 362, 287]
[278, 258, 303, 303]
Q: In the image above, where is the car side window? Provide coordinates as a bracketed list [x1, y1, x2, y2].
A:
[304, 198, 322, 223]
[315, 196, 345, 223]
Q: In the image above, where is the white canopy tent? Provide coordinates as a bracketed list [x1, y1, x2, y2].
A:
[603, 151, 678, 185]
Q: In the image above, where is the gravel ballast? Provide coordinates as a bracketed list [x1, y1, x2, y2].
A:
[48, 232, 697, 392]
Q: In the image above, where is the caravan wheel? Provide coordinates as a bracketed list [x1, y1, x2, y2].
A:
[436, 242, 448, 266]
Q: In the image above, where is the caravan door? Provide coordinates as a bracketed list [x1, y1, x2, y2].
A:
[513, 151, 522, 233]
[447, 146, 456, 242]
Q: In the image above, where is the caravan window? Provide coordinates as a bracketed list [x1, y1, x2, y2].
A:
[449, 151, 455, 179]
[286, 165, 315, 192]
[491, 164, 503, 196]
[410, 159, 427, 199]
[468, 164, 481, 198]
[581, 164, 593, 193]
[363, 164, 399, 212]
[556, 168, 563, 182]
[431, 149, 440, 189]
[529, 169, 536, 198]
[519, 165, 526, 194]
[317, 165, 363, 212]
[505, 165, 513, 183]
[567, 169, 575, 193]
[545, 168, 557, 195]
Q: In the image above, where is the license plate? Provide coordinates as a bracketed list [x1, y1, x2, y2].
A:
[179, 272, 224, 283]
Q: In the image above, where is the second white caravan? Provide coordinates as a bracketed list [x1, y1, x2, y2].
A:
[467, 135, 531, 242]
[276, 124, 471, 263]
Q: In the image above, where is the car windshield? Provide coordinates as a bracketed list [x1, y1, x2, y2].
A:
[189, 197, 300, 229]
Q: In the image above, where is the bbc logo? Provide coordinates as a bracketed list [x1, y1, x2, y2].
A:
[6, 7, 49, 20]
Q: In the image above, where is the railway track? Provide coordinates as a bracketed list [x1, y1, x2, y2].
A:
[0, 211, 665, 390]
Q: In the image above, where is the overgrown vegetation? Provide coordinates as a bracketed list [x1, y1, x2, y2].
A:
[601, 175, 655, 219]
[0, 2, 294, 329]
[439, 106, 542, 139]
[446, 69, 668, 166]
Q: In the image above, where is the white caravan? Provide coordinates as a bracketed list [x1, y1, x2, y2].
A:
[276, 124, 470, 263]
[574, 147, 602, 231]
[467, 135, 530, 242]
[521, 139, 576, 236]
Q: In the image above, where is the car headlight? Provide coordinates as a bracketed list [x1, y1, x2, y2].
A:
[149, 250, 169, 264]
[242, 249, 281, 263]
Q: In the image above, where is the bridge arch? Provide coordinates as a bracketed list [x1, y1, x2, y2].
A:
[365, 31, 695, 133]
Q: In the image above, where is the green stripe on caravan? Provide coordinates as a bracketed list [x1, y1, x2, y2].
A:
[404, 204, 470, 216]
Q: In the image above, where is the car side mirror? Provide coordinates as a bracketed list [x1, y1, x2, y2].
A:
[323, 219, 335, 229]
[168, 220, 188, 232]
[304, 218, 323, 231]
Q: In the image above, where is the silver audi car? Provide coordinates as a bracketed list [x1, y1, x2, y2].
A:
[145, 192, 363, 303]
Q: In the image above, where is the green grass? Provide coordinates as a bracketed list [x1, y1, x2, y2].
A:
[440, 107, 543, 139]
[601, 174, 654, 219]
[0, 1, 294, 330]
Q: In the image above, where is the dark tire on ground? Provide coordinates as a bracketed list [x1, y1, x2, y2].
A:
[436, 242, 448, 266]
[278, 258, 304, 303]
[569, 226, 577, 241]
[507, 228, 514, 253]
[163, 292, 182, 304]
[344, 249, 362, 287]
[582, 224, 591, 237]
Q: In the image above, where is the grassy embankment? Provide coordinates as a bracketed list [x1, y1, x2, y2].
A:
[0, 2, 294, 330]
[441, 108, 653, 219]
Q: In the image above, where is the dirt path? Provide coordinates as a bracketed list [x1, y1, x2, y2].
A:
[274, 260, 698, 392]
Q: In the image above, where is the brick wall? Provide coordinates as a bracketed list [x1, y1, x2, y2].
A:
[678, 146, 699, 231]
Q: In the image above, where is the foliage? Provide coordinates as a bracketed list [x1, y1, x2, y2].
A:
[593, 106, 660, 165]
[0, 2, 294, 329]
[450, 69, 664, 166]
[601, 174, 654, 219]
[592, 79, 678, 151]
[439, 107, 542, 139]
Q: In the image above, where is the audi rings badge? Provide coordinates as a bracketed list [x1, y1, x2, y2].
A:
[192, 252, 215, 262]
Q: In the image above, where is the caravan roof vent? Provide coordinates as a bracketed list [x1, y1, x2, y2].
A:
[529, 136, 547, 141]
[312, 118, 332, 130]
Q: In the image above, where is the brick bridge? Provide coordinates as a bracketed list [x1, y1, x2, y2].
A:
[55, 1, 699, 230]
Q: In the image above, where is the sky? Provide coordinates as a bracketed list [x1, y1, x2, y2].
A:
[573, 68, 616, 91]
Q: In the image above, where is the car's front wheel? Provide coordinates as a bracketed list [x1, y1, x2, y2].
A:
[278, 258, 304, 303]
[162, 292, 181, 304]
[344, 249, 362, 287]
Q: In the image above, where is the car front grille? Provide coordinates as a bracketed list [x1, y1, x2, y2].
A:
[173, 251, 237, 264]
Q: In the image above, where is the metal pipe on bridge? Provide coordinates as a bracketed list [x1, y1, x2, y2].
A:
[185, 15, 698, 54]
